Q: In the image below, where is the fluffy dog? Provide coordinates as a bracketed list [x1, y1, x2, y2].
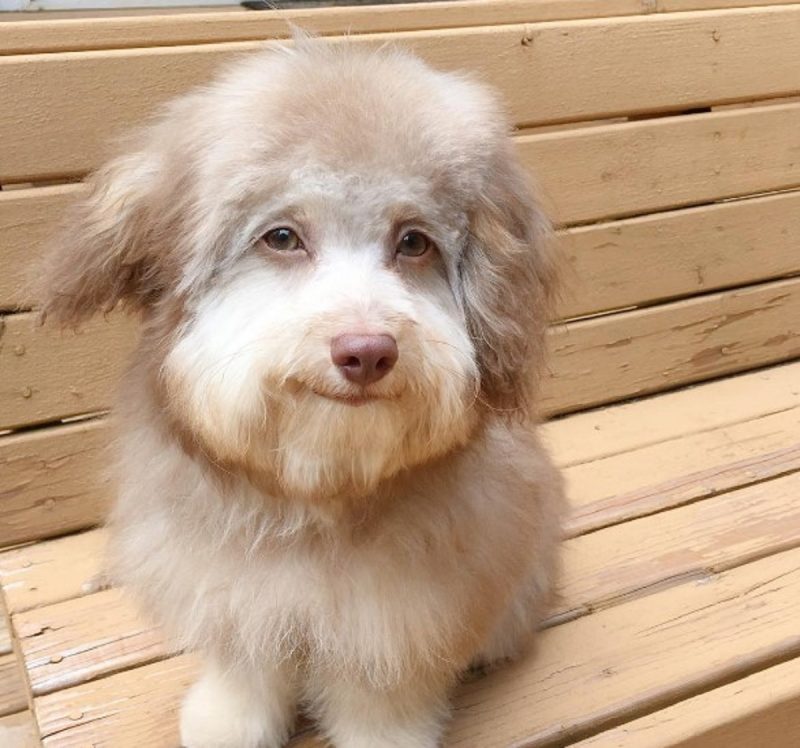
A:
[39, 38, 565, 748]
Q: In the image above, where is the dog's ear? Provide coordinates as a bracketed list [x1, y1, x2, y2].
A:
[37, 146, 177, 327]
[461, 142, 558, 416]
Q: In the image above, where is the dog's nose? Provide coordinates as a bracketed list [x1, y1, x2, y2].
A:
[331, 334, 398, 386]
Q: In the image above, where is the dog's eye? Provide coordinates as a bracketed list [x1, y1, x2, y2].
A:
[263, 227, 303, 252]
[397, 231, 434, 259]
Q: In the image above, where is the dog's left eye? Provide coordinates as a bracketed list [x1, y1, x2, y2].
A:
[263, 227, 303, 252]
[397, 231, 434, 258]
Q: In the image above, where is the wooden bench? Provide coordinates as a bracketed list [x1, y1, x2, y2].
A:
[1, 2, 799, 745]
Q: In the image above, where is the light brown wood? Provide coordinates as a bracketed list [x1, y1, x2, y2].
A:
[542, 359, 800, 467]
[446, 546, 800, 746]
[0, 616, 11, 656]
[11, 466, 800, 705]
[3, 275, 797, 432]
[542, 276, 800, 415]
[565, 406, 800, 535]
[0, 653, 28, 718]
[0, 711, 39, 748]
[0, 184, 82, 311]
[0, 531, 107, 615]
[3, 360, 799, 548]
[3, 7, 800, 182]
[558, 470, 800, 621]
[6, 179, 800, 319]
[0, 312, 137, 432]
[556, 190, 800, 318]
[24, 543, 800, 747]
[527, 102, 800, 226]
[34, 654, 199, 748]
[0, 419, 108, 548]
[574, 656, 800, 748]
[14, 588, 165, 697]
[6, 0, 800, 55]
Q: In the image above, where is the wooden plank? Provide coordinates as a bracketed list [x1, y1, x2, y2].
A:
[558, 470, 800, 621]
[557, 190, 800, 318]
[575, 656, 800, 748]
[27, 545, 800, 747]
[528, 102, 800, 226]
[0, 711, 39, 748]
[14, 467, 800, 699]
[542, 276, 800, 416]
[34, 654, 199, 748]
[1, 616, 11, 656]
[3, 361, 799, 549]
[0, 184, 82, 311]
[0, 419, 109, 547]
[565, 406, 800, 535]
[445, 546, 800, 746]
[7, 179, 800, 319]
[542, 360, 800, 466]
[0, 531, 107, 615]
[0, 312, 137, 432]
[3, 7, 800, 182]
[13, 588, 165, 697]
[0, 653, 28, 718]
[3, 274, 798, 432]
[6, 0, 800, 55]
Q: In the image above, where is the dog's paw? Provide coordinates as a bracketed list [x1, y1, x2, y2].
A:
[179, 667, 294, 748]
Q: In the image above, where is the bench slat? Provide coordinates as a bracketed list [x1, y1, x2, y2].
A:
[5, 0, 800, 56]
[11, 466, 800, 697]
[22, 543, 800, 746]
[0, 419, 108, 548]
[3, 361, 800, 549]
[3, 7, 800, 182]
[575, 656, 800, 748]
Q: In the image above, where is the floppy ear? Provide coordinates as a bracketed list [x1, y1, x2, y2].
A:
[460, 142, 559, 416]
[37, 146, 176, 327]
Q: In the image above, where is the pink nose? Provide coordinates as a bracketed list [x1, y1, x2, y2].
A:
[331, 334, 399, 386]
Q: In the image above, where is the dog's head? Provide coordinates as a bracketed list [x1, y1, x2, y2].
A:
[40, 40, 556, 502]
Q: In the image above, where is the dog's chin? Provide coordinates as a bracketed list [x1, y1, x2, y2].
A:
[272, 385, 473, 504]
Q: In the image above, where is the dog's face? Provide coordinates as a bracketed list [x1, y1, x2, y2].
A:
[40, 41, 555, 502]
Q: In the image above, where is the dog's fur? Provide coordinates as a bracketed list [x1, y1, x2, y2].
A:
[39, 39, 565, 748]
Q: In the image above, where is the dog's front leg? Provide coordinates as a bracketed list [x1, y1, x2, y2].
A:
[313, 675, 450, 748]
[180, 659, 298, 748]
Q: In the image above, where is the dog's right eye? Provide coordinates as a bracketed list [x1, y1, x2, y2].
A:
[262, 227, 303, 252]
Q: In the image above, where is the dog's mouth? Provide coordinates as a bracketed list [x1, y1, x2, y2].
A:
[309, 387, 394, 407]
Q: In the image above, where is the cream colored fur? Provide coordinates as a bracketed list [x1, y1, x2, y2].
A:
[39, 38, 565, 748]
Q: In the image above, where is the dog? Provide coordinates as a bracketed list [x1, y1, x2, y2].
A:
[38, 37, 565, 748]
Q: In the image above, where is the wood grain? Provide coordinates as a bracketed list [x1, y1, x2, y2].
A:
[0, 312, 137, 431]
[6, 179, 800, 317]
[0, 184, 83, 311]
[0, 419, 108, 548]
[0, 531, 107, 615]
[3, 7, 800, 182]
[542, 276, 800, 415]
[5, 0, 800, 55]
[0, 711, 39, 748]
[542, 360, 800, 466]
[26, 545, 800, 747]
[575, 656, 800, 748]
[35, 654, 199, 748]
[527, 102, 800, 226]
[556, 190, 800, 318]
[565, 406, 800, 535]
[14, 588, 165, 697]
[446, 546, 800, 746]
[558, 470, 800, 621]
[0, 653, 28, 718]
[2, 275, 797, 433]
[1, 360, 798, 553]
[10, 468, 800, 703]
